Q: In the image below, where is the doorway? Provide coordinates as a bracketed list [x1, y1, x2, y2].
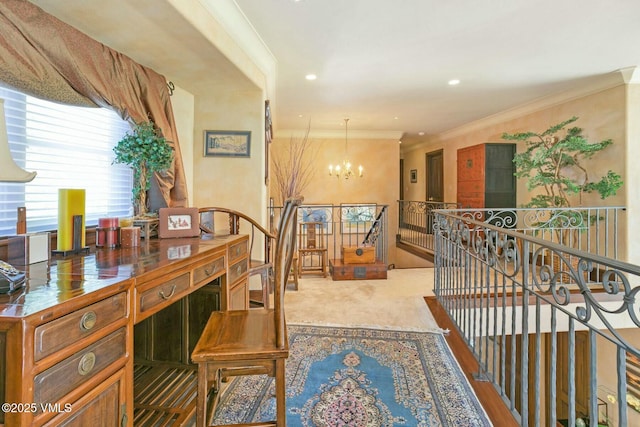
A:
[426, 150, 443, 202]
[425, 150, 443, 234]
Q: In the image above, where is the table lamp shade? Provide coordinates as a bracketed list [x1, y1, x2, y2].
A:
[0, 98, 36, 182]
[57, 189, 86, 251]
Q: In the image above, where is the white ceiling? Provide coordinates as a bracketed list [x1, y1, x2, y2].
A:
[28, 0, 640, 146]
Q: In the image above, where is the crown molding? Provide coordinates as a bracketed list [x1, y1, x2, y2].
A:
[620, 65, 640, 83]
[401, 139, 438, 153]
[275, 129, 403, 140]
[435, 68, 632, 141]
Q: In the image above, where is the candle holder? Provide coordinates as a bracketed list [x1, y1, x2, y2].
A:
[52, 214, 89, 256]
[96, 227, 121, 248]
[96, 217, 120, 248]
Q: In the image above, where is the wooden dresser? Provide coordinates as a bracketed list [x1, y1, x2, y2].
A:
[0, 234, 249, 426]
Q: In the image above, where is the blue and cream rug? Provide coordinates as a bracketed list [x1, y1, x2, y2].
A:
[213, 324, 492, 426]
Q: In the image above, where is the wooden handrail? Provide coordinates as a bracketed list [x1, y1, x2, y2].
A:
[198, 206, 274, 239]
[198, 206, 276, 267]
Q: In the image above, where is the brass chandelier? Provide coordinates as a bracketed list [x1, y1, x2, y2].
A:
[328, 118, 363, 179]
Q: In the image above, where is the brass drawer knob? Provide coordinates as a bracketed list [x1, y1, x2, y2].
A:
[78, 352, 96, 376]
[79, 311, 97, 331]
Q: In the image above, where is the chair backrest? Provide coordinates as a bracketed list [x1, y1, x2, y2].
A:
[299, 222, 325, 250]
[273, 198, 301, 348]
[198, 207, 275, 264]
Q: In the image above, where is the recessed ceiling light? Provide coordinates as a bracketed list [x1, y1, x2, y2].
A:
[305, 74, 317, 81]
[448, 79, 460, 86]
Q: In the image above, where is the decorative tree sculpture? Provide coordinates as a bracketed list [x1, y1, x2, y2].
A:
[502, 116, 622, 209]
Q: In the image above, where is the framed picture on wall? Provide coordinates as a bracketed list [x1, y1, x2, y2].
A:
[340, 203, 376, 234]
[410, 169, 418, 183]
[204, 130, 251, 157]
[299, 204, 334, 234]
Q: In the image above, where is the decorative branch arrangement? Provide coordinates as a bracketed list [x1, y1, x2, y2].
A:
[271, 123, 316, 205]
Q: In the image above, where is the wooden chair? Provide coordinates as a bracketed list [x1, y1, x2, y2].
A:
[191, 198, 300, 427]
[289, 254, 299, 290]
[199, 207, 275, 308]
[298, 221, 328, 277]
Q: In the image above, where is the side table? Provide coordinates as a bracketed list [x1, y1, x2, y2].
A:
[132, 218, 159, 238]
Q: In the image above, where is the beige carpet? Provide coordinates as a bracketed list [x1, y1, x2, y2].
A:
[284, 267, 444, 332]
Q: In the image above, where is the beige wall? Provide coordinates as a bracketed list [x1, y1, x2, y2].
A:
[402, 152, 427, 202]
[402, 84, 630, 261]
[626, 84, 640, 263]
[269, 133, 401, 264]
[191, 87, 267, 224]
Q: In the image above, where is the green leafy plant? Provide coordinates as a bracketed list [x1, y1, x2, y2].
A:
[112, 121, 174, 216]
[502, 116, 623, 209]
[502, 117, 623, 270]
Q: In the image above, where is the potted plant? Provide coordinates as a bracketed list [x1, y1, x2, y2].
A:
[113, 121, 174, 217]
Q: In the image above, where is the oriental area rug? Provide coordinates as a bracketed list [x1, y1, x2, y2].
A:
[212, 324, 492, 426]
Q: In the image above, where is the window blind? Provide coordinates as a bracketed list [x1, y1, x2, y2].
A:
[0, 86, 133, 236]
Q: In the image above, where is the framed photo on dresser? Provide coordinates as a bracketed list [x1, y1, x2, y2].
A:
[158, 207, 200, 238]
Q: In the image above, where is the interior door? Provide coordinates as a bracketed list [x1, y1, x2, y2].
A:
[426, 150, 443, 234]
[426, 150, 443, 202]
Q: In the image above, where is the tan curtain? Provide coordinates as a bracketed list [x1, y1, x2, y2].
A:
[0, 0, 188, 210]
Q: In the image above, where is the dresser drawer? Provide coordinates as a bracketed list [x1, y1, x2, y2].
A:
[227, 258, 248, 285]
[228, 240, 247, 263]
[193, 256, 225, 286]
[138, 273, 190, 315]
[42, 369, 124, 427]
[34, 293, 127, 362]
[33, 327, 126, 407]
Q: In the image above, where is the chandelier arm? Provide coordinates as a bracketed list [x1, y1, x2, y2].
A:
[328, 117, 363, 179]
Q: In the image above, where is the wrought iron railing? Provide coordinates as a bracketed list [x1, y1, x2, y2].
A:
[433, 207, 639, 426]
[269, 203, 389, 270]
[398, 203, 625, 267]
[397, 200, 459, 252]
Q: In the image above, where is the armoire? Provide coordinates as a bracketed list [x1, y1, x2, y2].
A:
[457, 143, 516, 209]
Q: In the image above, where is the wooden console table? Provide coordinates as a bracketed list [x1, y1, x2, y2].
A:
[0, 234, 248, 426]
